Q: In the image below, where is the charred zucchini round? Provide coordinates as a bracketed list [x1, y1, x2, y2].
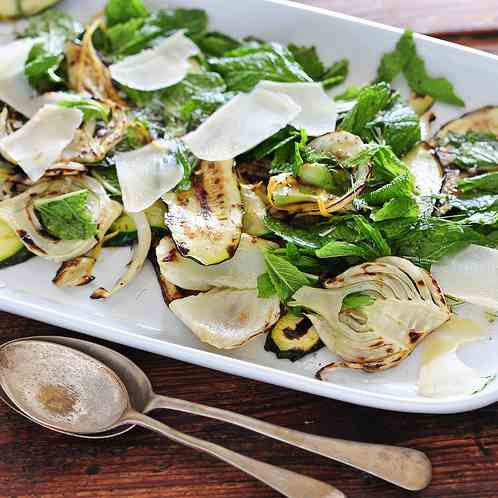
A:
[265, 313, 323, 362]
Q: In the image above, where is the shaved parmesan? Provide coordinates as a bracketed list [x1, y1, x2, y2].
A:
[258, 81, 337, 136]
[170, 288, 281, 349]
[418, 317, 490, 397]
[0, 38, 40, 117]
[432, 245, 498, 311]
[109, 31, 199, 91]
[115, 139, 183, 213]
[183, 87, 301, 161]
[0, 105, 83, 181]
[157, 234, 276, 291]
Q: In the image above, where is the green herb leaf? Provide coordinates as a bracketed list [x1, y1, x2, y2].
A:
[91, 167, 121, 196]
[106, 0, 149, 27]
[364, 172, 414, 205]
[322, 59, 349, 89]
[22, 10, 83, 93]
[264, 252, 318, 302]
[349, 215, 392, 257]
[458, 172, 498, 193]
[376, 30, 464, 106]
[371, 196, 419, 222]
[335, 85, 363, 102]
[368, 101, 421, 157]
[175, 143, 200, 191]
[197, 31, 241, 56]
[58, 98, 110, 122]
[257, 273, 276, 298]
[384, 217, 486, 269]
[316, 240, 371, 259]
[35, 190, 97, 241]
[209, 42, 311, 92]
[288, 44, 325, 80]
[340, 82, 392, 139]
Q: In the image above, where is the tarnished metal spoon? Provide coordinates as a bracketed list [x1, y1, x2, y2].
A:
[0, 338, 344, 498]
[1, 335, 431, 491]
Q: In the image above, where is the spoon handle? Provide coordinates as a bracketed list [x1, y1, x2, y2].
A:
[147, 395, 431, 491]
[125, 411, 344, 498]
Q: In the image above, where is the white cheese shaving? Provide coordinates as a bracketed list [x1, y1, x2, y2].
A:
[0, 104, 83, 181]
[418, 317, 490, 398]
[0, 37, 40, 117]
[115, 139, 184, 213]
[431, 245, 498, 311]
[258, 81, 337, 136]
[109, 31, 199, 91]
[183, 87, 301, 161]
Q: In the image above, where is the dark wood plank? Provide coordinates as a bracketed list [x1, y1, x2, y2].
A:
[1, 312, 498, 498]
[294, 0, 498, 36]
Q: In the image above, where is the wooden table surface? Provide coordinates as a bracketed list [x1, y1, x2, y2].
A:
[2, 2, 498, 498]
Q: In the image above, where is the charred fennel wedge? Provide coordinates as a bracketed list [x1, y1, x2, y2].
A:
[170, 288, 281, 349]
[292, 256, 451, 375]
[156, 234, 276, 291]
[163, 160, 243, 265]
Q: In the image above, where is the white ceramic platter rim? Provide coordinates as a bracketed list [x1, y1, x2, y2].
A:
[0, 0, 498, 414]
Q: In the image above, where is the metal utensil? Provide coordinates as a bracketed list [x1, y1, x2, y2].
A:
[2, 335, 432, 491]
[0, 339, 344, 498]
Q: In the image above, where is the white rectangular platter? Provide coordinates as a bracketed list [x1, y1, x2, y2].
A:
[1, 0, 498, 414]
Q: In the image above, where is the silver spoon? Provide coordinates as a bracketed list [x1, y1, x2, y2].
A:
[0, 338, 344, 498]
[1, 335, 431, 491]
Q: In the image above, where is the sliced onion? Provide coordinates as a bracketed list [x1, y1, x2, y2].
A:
[0, 175, 121, 263]
[91, 211, 152, 299]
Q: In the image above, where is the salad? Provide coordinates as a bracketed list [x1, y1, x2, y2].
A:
[0, 0, 497, 398]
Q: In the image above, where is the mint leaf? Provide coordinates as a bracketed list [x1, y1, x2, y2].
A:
[340, 82, 392, 139]
[175, 143, 199, 191]
[316, 241, 371, 259]
[209, 43, 311, 92]
[458, 172, 498, 193]
[349, 215, 391, 257]
[105, 0, 149, 27]
[288, 44, 325, 80]
[198, 31, 241, 56]
[368, 101, 421, 157]
[335, 85, 363, 102]
[58, 98, 110, 122]
[376, 30, 464, 107]
[322, 59, 349, 89]
[257, 273, 276, 298]
[35, 190, 97, 241]
[364, 172, 414, 205]
[22, 10, 83, 93]
[371, 197, 419, 222]
[105, 8, 207, 56]
[264, 252, 318, 302]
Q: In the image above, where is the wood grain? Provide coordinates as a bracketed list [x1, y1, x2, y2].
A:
[2, 2, 498, 498]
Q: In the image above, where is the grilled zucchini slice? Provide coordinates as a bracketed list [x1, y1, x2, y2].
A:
[164, 160, 243, 265]
[0, 218, 32, 269]
[105, 202, 167, 247]
[265, 313, 323, 362]
[403, 143, 443, 216]
[0, 0, 60, 19]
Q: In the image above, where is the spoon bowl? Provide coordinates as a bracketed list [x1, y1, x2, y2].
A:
[0, 338, 346, 498]
[0, 340, 130, 434]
